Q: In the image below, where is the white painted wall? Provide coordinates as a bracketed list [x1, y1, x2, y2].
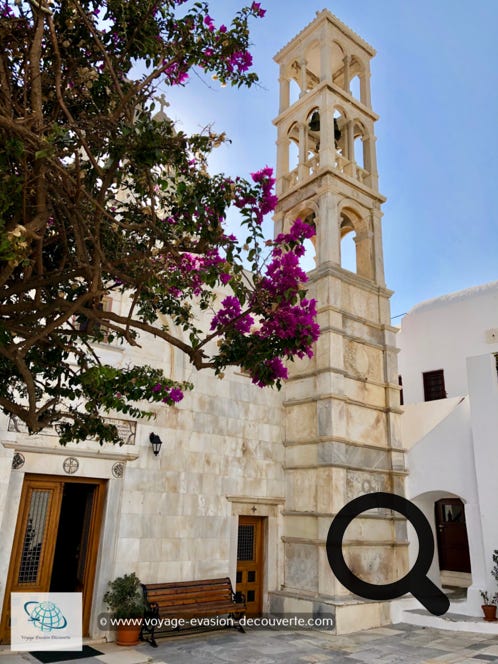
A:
[405, 396, 486, 614]
[467, 353, 498, 590]
[399, 281, 498, 617]
[402, 351, 498, 616]
[398, 281, 498, 404]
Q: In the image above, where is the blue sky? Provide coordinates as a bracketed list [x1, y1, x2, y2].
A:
[164, 1, 498, 318]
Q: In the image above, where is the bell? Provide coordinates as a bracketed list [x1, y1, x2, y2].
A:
[334, 118, 341, 142]
[308, 111, 320, 132]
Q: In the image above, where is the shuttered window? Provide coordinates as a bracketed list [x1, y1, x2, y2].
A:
[423, 369, 446, 401]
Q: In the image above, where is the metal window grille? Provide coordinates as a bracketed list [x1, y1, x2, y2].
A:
[18, 490, 50, 584]
[237, 525, 255, 561]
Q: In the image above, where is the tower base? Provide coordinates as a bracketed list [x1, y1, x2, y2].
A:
[269, 590, 392, 634]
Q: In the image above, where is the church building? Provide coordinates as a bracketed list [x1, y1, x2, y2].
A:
[1, 10, 412, 642]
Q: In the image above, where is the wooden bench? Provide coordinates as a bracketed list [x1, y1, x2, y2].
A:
[140, 577, 246, 646]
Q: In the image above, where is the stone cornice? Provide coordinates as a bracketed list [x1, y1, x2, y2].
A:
[226, 495, 285, 505]
[282, 509, 406, 520]
[281, 536, 409, 546]
[273, 80, 378, 125]
[283, 462, 407, 476]
[309, 261, 393, 296]
[282, 436, 405, 455]
[274, 9, 375, 63]
[277, 167, 386, 206]
[1, 439, 139, 461]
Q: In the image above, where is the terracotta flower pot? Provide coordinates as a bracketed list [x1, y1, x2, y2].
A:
[116, 621, 142, 646]
[482, 605, 497, 622]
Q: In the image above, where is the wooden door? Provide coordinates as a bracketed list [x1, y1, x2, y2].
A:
[0, 475, 106, 643]
[0, 478, 63, 642]
[435, 498, 471, 573]
[236, 516, 263, 616]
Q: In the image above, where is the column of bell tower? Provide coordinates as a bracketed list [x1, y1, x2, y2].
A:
[270, 11, 408, 633]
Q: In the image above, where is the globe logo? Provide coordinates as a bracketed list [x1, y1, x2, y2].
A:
[24, 601, 68, 632]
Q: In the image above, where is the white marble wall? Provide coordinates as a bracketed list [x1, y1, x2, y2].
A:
[0, 290, 286, 637]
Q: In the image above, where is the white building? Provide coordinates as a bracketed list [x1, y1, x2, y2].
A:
[398, 280, 498, 615]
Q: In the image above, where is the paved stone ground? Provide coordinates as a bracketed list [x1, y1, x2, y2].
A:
[2, 623, 498, 664]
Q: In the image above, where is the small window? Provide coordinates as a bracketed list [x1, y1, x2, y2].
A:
[398, 375, 404, 406]
[237, 524, 255, 561]
[423, 369, 446, 402]
[442, 503, 464, 523]
[77, 296, 113, 343]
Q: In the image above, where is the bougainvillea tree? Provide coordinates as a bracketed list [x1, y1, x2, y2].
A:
[0, 0, 319, 444]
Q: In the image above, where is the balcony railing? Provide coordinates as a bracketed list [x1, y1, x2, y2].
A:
[281, 151, 370, 193]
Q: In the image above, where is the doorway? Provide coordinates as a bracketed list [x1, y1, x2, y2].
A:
[0, 474, 106, 643]
[435, 498, 471, 573]
[236, 516, 264, 616]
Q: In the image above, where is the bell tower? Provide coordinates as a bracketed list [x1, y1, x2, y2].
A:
[271, 11, 408, 632]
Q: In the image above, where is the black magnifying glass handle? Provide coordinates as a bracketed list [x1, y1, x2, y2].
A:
[410, 576, 450, 616]
[326, 492, 450, 616]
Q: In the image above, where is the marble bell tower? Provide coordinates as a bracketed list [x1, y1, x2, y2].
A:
[270, 10, 409, 633]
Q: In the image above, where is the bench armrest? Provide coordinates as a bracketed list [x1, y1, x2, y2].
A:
[233, 591, 246, 605]
[144, 601, 160, 618]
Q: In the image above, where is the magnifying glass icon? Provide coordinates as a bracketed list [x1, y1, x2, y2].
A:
[326, 492, 450, 616]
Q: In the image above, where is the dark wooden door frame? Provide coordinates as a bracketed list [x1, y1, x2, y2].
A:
[0, 474, 106, 643]
[236, 515, 264, 617]
[435, 497, 471, 574]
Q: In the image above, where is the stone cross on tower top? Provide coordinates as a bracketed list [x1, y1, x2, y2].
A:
[156, 93, 169, 113]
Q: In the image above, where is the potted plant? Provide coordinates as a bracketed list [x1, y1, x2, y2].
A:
[480, 591, 497, 622]
[103, 573, 145, 646]
[492, 549, 498, 585]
